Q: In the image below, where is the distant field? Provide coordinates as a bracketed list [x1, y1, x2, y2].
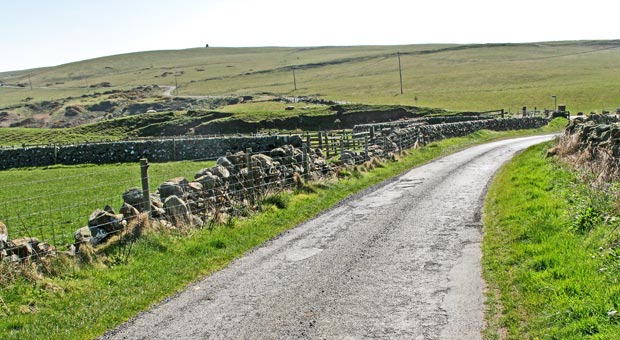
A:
[2, 41, 620, 113]
[220, 102, 332, 121]
[0, 127, 123, 147]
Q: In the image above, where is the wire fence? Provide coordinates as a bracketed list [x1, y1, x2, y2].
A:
[0, 117, 550, 263]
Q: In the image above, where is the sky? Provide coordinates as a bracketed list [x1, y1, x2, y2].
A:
[1, 0, 619, 72]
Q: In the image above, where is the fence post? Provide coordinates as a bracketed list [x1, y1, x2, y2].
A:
[325, 132, 330, 158]
[398, 133, 403, 155]
[302, 142, 309, 178]
[318, 131, 323, 150]
[246, 148, 254, 206]
[364, 136, 369, 159]
[140, 158, 152, 215]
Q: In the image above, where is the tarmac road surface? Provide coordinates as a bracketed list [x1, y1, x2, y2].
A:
[99, 134, 555, 340]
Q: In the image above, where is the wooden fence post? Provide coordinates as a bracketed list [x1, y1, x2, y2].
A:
[246, 148, 254, 205]
[302, 142, 309, 177]
[140, 158, 151, 215]
[325, 132, 330, 158]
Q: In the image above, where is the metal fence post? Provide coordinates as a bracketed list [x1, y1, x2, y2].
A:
[140, 158, 152, 215]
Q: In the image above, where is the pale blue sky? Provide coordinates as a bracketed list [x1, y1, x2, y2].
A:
[1, 0, 619, 72]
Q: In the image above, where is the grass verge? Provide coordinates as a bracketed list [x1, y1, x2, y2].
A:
[483, 142, 620, 339]
[0, 122, 564, 340]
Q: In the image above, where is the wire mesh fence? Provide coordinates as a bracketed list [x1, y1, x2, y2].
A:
[0, 117, 550, 262]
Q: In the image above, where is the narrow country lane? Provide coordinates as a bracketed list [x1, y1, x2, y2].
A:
[100, 135, 555, 340]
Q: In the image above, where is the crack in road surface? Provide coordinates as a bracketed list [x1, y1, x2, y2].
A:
[100, 135, 554, 340]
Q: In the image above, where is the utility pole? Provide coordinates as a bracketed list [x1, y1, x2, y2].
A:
[397, 52, 403, 95]
[292, 68, 297, 91]
[28, 74, 33, 91]
[174, 72, 179, 96]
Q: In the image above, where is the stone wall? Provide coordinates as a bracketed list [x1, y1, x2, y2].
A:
[0, 117, 548, 170]
[552, 115, 620, 181]
[353, 116, 493, 132]
[0, 135, 302, 170]
[375, 117, 549, 147]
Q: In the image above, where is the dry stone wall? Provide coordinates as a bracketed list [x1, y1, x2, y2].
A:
[1, 116, 553, 261]
[0, 135, 302, 170]
[552, 115, 620, 181]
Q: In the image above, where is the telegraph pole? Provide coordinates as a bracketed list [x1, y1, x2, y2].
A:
[28, 74, 33, 91]
[174, 72, 179, 96]
[397, 52, 403, 94]
[292, 68, 297, 91]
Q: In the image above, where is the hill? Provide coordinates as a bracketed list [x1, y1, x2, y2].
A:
[1, 40, 620, 130]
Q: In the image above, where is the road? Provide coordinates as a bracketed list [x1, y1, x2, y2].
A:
[100, 135, 554, 340]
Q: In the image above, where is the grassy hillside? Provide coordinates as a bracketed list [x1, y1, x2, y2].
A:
[2, 41, 620, 113]
[0, 104, 446, 146]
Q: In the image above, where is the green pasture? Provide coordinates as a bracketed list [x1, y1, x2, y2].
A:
[3, 41, 620, 113]
[0, 160, 215, 246]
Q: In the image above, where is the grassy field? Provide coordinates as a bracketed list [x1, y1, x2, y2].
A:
[2, 41, 620, 113]
[483, 142, 620, 339]
[0, 160, 215, 246]
[219, 101, 333, 121]
[0, 122, 565, 340]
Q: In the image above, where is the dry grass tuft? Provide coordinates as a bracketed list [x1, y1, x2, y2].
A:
[371, 157, 385, 168]
[554, 132, 620, 182]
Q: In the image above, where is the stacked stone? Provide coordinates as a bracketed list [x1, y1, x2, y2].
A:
[0, 221, 56, 263]
[73, 145, 332, 246]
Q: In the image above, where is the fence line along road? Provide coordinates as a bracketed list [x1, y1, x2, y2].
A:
[99, 134, 556, 340]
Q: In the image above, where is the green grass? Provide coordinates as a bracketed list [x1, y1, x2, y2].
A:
[220, 101, 332, 121]
[0, 122, 565, 340]
[0, 160, 215, 245]
[483, 142, 620, 339]
[3, 41, 620, 113]
[0, 127, 123, 147]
